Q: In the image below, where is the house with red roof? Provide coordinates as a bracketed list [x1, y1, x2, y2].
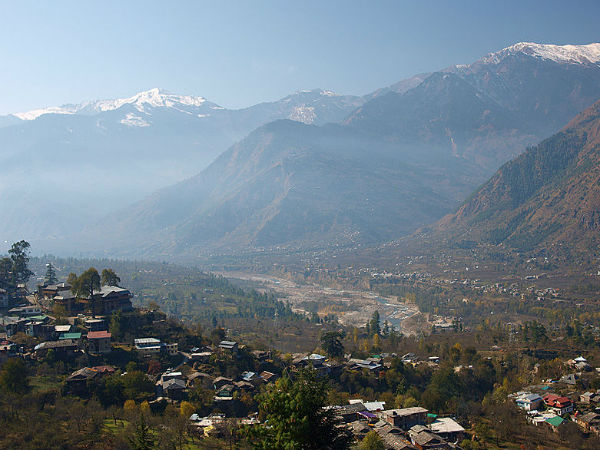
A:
[543, 394, 574, 416]
[87, 330, 112, 354]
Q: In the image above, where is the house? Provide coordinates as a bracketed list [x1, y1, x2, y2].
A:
[373, 422, 415, 450]
[161, 371, 184, 383]
[213, 376, 234, 390]
[545, 415, 564, 431]
[90, 286, 133, 315]
[65, 365, 115, 394]
[190, 351, 212, 363]
[234, 380, 255, 392]
[135, 338, 162, 357]
[8, 305, 42, 317]
[34, 339, 79, 357]
[252, 350, 270, 361]
[54, 324, 73, 334]
[59, 332, 82, 342]
[347, 358, 383, 372]
[348, 420, 371, 440]
[363, 401, 386, 412]
[515, 393, 543, 411]
[574, 412, 600, 433]
[580, 391, 600, 404]
[215, 384, 236, 400]
[559, 373, 578, 385]
[333, 403, 367, 423]
[187, 372, 213, 388]
[53, 290, 80, 314]
[382, 407, 429, 430]
[165, 342, 178, 356]
[218, 341, 238, 353]
[543, 394, 574, 415]
[408, 426, 448, 450]
[259, 371, 278, 383]
[85, 318, 107, 331]
[87, 330, 112, 354]
[428, 418, 465, 442]
[0, 342, 17, 360]
[38, 282, 72, 300]
[162, 378, 187, 400]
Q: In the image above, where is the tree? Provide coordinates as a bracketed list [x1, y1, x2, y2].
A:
[180, 401, 195, 418]
[368, 311, 381, 336]
[101, 268, 121, 287]
[44, 263, 58, 285]
[0, 358, 29, 395]
[248, 369, 352, 450]
[72, 268, 101, 315]
[67, 272, 78, 286]
[8, 240, 33, 285]
[128, 413, 155, 450]
[360, 431, 385, 450]
[320, 331, 344, 358]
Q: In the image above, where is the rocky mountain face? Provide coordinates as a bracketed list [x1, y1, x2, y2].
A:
[433, 99, 600, 257]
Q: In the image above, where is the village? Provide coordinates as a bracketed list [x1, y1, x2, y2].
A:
[2, 259, 600, 450]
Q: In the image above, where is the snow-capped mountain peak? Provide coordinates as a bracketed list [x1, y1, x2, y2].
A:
[88, 88, 208, 113]
[481, 42, 600, 65]
[13, 88, 210, 120]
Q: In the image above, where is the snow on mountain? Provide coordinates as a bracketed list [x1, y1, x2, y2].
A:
[13, 88, 212, 121]
[481, 42, 600, 65]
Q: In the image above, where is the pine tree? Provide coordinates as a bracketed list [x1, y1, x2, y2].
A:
[45, 263, 58, 285]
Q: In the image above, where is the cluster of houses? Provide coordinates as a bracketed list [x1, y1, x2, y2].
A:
[513, 356, 600, 435]
[37, 282, 133, 315]
[332, 401, 464, 449]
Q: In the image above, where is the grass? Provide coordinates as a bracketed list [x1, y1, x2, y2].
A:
[29, 375, 63, 392]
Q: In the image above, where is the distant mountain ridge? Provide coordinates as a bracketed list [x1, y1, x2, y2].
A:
[66, 42, 600, 259]
[0, 87, 363, 241]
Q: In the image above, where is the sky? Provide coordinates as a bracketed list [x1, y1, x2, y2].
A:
[0, 0, 599, 114]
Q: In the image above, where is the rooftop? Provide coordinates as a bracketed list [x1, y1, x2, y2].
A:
[383, 407, 428, 417]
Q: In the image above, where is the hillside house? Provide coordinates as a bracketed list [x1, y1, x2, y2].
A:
[574, 412, 600, 433]
[87, 330, 111, 354]
[135, 338, 162, 357]
[90, 286, 133, 315]
[408, 426, 448, 450]
[162, 378, 187, 400]
[516, 393, 543, 411]
[382, 407, 429, 430]
[38, 282, 72, 300]
[428, 418, 465, 443]
[580, 391, 600, 404]
[543, 394, 574, 415]
[218, 340, 238, 353]
[65, 366, 115, 394]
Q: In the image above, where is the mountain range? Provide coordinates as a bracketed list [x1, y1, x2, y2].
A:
[0, 88, 363, 240]
[4, 42, 600, 259]
[428, 98, 600, 263]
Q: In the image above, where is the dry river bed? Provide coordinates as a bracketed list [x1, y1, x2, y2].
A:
[218, 271, 426, 335]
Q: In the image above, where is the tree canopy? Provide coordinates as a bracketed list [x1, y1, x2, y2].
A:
[320, 331, 344, 358]
[101, 268, 121, 287]
[248, 369, 352, 450]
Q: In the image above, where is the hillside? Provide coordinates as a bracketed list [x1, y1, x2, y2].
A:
[433, 99, 600, 259]
[78, 119, 483, 258]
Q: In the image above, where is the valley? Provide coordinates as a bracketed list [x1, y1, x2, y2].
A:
[216, 271, 424, 333]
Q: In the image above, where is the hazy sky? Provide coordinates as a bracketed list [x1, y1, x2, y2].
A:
[0, 0, 599, 114]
